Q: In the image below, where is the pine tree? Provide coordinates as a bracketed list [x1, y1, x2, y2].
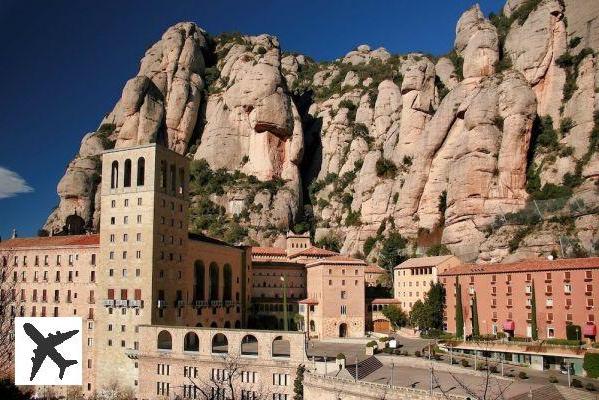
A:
[471, 293, 480, 337]
[530, 280, 538, 341]
[293, 364, 305, 400]
[455, 277, 464, 339]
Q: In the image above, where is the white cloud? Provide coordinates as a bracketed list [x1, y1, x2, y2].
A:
[0, 166, 34, 199]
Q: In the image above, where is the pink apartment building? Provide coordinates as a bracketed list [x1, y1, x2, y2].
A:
[440, 257, 599, 341]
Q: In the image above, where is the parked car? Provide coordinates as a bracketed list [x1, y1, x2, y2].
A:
[559, 363, 575, 375]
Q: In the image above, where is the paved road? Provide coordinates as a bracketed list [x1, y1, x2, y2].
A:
[307, 335, 599, 394]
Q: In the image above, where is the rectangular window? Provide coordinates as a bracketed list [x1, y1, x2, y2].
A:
[340, 305, 347, 315]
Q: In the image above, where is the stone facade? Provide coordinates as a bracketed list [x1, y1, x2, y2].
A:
[301, 257, 366, 339]
[394, 255, 461, 311]
[95, 144, 249, 392]
[137, 325, 306, 400]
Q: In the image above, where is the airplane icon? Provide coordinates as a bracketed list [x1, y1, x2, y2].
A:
[23, 322, 79, 381]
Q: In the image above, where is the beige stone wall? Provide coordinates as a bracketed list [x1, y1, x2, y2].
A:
[303, 373, 465, 400]
[394, 257, 461, 312]
[95, 144, 196, 393]
[0, 243, 98, 393]
[137, 326, 307, 400]
[305, 262, 365, 339]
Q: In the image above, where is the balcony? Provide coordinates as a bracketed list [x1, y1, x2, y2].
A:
[194, 300, 208, 308]
[102, 299, 115, 307]
[129, 300, 143, 308]
[157, 300, 167, 309]
[175, 300, 185, 308]
[124, 348, 139, 360]
[210, 300, 223, 307]
[115, 300, 128, 307]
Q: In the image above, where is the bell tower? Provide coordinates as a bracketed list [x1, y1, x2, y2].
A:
[94, 143, 189, 392]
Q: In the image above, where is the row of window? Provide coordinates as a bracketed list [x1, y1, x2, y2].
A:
[109, 215, 142, 225]
[110, 158, 146, 189]
[3, 288, 94, 303]
[328, 279, 359, 286]
[3, 253, 96, 267]
[328, 268, 360, 275]
[397, 267, 433, 276]
[489, 297, 595, 308]
[399, 280, 430, 287]
[8, 305, 93, 319]
[3, 269, 92, 283]
[483, 283, 594, 295]
[450, 270, 596, 285]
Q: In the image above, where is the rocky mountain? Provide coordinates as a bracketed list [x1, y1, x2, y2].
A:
[44, 0, 599, 264]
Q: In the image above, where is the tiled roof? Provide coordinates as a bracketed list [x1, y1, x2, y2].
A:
[288, 247, 338, 258]
[439, 257, 599, 276]
[306, 255, 367, 267]
[251, 247, 287, 256]
[370, 298, 401, 304]
[366, 264, 386, 273]
[394, 255, 456, 269]
[0, 234, 100, 249]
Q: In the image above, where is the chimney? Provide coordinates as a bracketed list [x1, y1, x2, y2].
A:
[11, 229, 17, 239]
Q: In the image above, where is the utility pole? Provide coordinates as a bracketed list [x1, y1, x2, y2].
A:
[475, 351, 478, 371]
[501, 353, 504, 377]
[449, 344, 453, 365]
[281, 274, 288, 331]
[567, 362, 571, 387]
[324, 352, 328, 376]
[355, 356, 358, 382]
[390, 362, 394, 387]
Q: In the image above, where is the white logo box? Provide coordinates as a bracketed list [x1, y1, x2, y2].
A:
[15, 317, 82, 386]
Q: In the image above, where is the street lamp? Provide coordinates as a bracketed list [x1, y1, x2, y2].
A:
[280, 275, 288, 331]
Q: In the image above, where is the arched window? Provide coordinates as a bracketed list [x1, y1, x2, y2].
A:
[224, 321, 231, 328]
[223, 264, 232, 302]
[110, 161, 119, 189]
[211, 333, 228, 354]
[241, 335, 258, 356]
[194, 261, 205, 301]
[178, 168, 185, 194]
[137, 157, 145, 186]
[235, 320, 241, 329]
[160, 161, 167, 189]
[157, 330, 172, 350]
[123, 159, 132, 187]
[195, 322, 203, 327]
[209, 263, 219, 301]
[183, 332, 199, 352]
[170, 164, 176, 192]
[272, 336, 290, 358]
[210, 322, 217, 328]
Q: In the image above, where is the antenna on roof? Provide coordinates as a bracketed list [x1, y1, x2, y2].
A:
[11, 229, 17, 239]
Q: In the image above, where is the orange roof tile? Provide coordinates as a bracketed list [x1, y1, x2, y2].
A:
[305, 254, 367, 267]
[439, 257, 599, 276]
[366, 264, 386, 273]
[288, 246, 338, 258]
[251, 247, 286, 256]
[0, 234, 100, 249]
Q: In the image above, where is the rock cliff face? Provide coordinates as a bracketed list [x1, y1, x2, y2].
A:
[45, 1, 599, 263]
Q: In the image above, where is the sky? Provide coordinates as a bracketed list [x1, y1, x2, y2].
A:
[0, 0, 506, 239]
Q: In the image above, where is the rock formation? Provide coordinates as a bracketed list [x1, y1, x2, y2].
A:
[45, 1, 599, 263]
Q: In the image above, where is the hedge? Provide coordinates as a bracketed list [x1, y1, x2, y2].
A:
[583, 353, 599, 378]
